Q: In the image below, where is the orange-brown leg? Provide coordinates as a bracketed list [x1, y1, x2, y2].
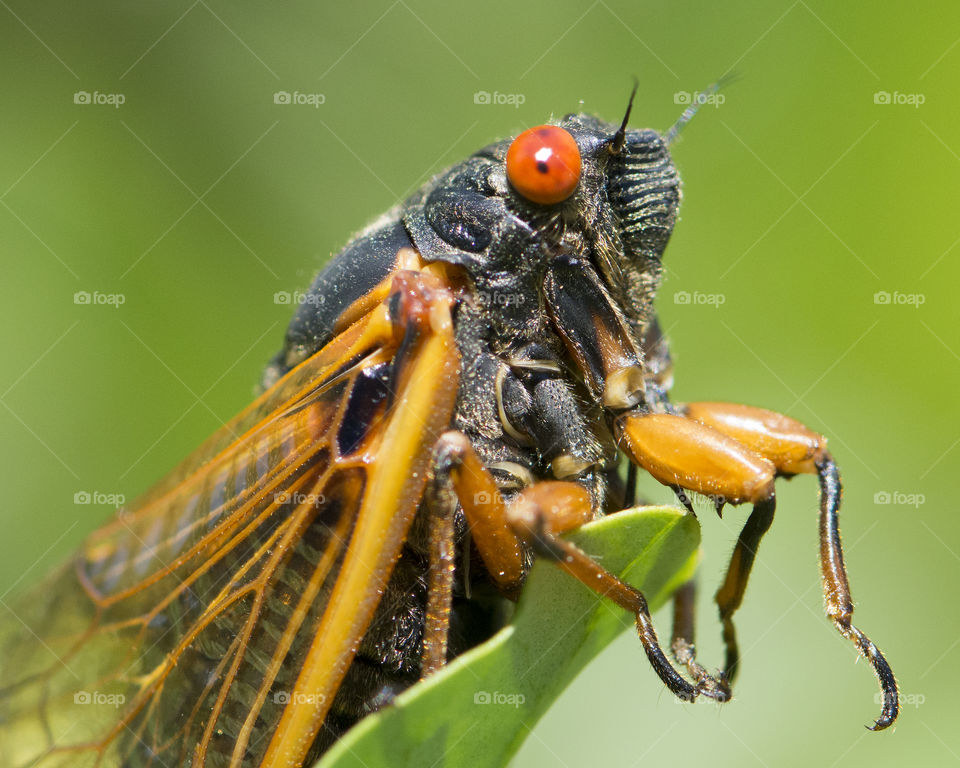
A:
[429, 431, 729, 703]
[617, 411, 777, 697]
[418, 431, 528, 681]
[617, 412, 777, 509]
[432, 432, 527, 593]
[506, 482, 728, 702]
[620, 403, 898, 729]
[683, 402, 898, 729]
[420, 479, 458, 679]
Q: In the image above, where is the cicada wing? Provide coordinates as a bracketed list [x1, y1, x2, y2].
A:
[0, 270, 461, 768]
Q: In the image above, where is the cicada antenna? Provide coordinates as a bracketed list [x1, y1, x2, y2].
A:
[664, 73, 739, 145]
[609, 77, 639, 154]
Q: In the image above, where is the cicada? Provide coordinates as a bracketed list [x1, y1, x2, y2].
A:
[0, 90, 898, 768]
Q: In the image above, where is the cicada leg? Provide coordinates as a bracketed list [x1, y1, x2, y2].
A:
[418, 431, 527, 680]
[683, 401, 898, 730]
[542, 242, 897, 727]
[419, 477, 458, 679]
[669, 579, 726, 696]
[424, 431, 729, 703]
[618, 403, 899, 729]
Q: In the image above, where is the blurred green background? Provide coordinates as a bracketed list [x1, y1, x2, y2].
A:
[1, 2, 958, 766]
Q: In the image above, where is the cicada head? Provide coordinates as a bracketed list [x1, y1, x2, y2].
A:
[277, 97, 684, 383]
[410, 107, 681, 337]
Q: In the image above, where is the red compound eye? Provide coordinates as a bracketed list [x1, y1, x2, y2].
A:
[505, 125, 581, 205]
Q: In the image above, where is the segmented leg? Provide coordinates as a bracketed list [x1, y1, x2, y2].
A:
[817, 456, 898, 730]
[420, 480, 457, 678]
[670, 579, 725, 695]
[713, 498, 775, 683]
[686, 403, 898, 729]
[432, 432, 729, 703]
[432, 431, 526, 593]
[620, 402, 898, 729]
[507, 484, 728, 703]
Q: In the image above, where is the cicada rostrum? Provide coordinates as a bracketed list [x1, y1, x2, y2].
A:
[0, 90, 898, 768]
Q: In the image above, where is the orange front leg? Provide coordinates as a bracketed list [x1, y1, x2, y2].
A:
[617, 403, 898, 730]
[682, 401, 826, 475]
[680, 402, 820, 681]
[617, 411, 776, 509]
[683, 401, 898, 730]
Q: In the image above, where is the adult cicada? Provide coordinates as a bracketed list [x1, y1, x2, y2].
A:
[0, 91, 898, 768]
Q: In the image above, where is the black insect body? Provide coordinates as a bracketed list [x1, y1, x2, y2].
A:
[0, 96, 896, 768]
[257, 105, 896, 751]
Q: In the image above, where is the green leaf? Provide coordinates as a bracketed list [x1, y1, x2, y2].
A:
[316, 506, 699, 768]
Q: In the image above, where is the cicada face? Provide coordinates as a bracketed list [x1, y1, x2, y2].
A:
[415, 114, 680, 332]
